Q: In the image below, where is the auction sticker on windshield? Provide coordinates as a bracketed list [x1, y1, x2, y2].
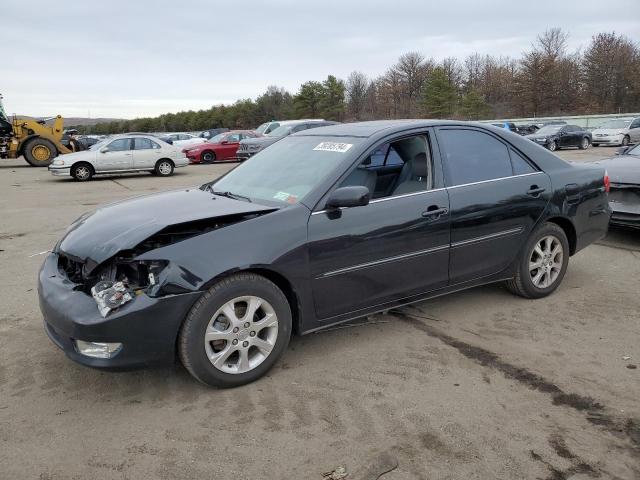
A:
[313, 142, 353, 153]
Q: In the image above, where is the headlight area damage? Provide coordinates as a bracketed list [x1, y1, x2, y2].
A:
[56, 213, 270, 317]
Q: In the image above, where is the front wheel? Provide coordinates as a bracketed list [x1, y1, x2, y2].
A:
[155, 159, 174, 176]
[506, 222, 569, 299]
[71, 163, 93, 181]
[548, 140, 557, 152]
[622, 135, 630, 147]
[23, 137, 58, 166]
[178, 273, 292, 387]
[201, 151, 216, 163]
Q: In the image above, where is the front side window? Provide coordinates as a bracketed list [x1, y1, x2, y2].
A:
[107, 138, 131, 152]
[211, 136, 363, 205]
[439, 129, 512, 186]
[339, 134, 432, 198]
[630, 119, 640, 129]
[226, 133, 241, 142]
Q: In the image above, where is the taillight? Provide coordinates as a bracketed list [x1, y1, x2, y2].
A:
[604, 171, 610, 193]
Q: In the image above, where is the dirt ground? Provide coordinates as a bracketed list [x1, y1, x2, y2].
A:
[1, 146, 638, 480]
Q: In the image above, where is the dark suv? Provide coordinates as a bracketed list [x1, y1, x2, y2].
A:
[236, 120, 338, 160]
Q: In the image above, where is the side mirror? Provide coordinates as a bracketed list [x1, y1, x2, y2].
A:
[99, 147, 108, 153]
[325, 186, 370, 210]
[616, 146, 631, 155]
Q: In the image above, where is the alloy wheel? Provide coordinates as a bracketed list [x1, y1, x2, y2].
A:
[75, 166, 90, 180]
[158, 161, 172, 175]
[204, 296, 278, 374]
[548, 141, 557, 152]
[529, 235, 563, 289]
[581, 138, 589, 149]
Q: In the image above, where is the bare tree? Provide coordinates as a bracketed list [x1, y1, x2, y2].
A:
[345, 71, 370, 120]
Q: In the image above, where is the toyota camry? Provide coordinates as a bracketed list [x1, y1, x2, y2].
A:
[39, 120, 611, 387]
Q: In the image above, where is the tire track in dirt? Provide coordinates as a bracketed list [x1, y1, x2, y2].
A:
[390, 310, 640, 452]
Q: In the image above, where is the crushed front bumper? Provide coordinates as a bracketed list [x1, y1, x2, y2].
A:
[38, 252, 202, 369]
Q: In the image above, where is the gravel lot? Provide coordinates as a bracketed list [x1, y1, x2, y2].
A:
[1, 146, 639, 479]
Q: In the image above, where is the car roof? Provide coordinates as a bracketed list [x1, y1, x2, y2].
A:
[292, 119, 473, 138]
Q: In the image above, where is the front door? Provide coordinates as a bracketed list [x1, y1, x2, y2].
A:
[96, 137, 133, 171]
[132, 137, 161, 169]
[219, 133, 241, 160]
[436, 127, 551, 284]
[307, 131, 450, 320]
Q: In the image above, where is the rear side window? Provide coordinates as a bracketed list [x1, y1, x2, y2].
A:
[439, 129, 512, 186]
[510, 149, 536, 175]
[134, 138, 159, 150]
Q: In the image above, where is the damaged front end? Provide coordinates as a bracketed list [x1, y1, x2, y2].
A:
[56, 212, 271, 317]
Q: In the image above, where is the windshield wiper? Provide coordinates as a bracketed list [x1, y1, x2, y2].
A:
[211, 190, 252, 203]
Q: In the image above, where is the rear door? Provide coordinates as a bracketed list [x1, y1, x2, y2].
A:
[436, 127, 551, 284]
[96, 138, 133, 171]
[132, 137, 162, 169]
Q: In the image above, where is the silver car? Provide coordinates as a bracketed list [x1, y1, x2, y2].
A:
[48, 134, 189, 181]
[591, 117, 640, 147]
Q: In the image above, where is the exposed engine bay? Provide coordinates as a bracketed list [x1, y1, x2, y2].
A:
[56, 212, 269, 316]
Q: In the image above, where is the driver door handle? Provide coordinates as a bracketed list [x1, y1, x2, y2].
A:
[526, 185, 545, 196]
[422, 206, 449, 219]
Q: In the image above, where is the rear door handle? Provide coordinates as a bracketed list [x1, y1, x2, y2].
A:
[527, 185, 546, 196]
[422, 206, 449, 219]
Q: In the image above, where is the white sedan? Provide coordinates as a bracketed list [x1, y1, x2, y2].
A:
[163, 133, 207, 150]
[48, 134, 189, 181]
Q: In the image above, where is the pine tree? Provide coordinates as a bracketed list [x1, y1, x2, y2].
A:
[422, 68, 457, 118]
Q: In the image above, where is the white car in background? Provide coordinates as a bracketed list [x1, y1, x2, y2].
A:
[161, 133, 207, 150]
[591, 117, 640, 147]
[48, 134, 188, 181]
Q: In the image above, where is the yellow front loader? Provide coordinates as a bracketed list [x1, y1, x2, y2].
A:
[0, 94, 71, 167]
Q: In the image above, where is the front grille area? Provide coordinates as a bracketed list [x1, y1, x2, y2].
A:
[58, 254, 85, 283]
[237, 144, 247, 151]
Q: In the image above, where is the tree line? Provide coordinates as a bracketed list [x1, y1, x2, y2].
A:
[75, 29, 640, 134]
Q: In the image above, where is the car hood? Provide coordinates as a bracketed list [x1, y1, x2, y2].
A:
[57, 188, 276, 273]
[59, 150, 96, 163]
[592, 129, 627, 135]
[592, 156, 640, 184]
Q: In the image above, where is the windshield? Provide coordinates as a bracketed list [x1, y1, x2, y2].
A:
[536, 125, 562, 135]
[210, 136, 362, 205]
[598, 119, 632, 129]
[208, 133, 226, 144]
[89, 139, 109, 150]
[266, 125, 292, 137]
[255, 123, 270, 135]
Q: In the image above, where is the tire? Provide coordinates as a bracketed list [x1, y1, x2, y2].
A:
[622, 135, 630, 147]
[201, 151, 216, 163]
[579, 137, 590, 150]
[23, 137, 58, 167]
[71, 163, 94, 181]
[178, 273, 292, 388]
[506, 222, 570, 299]
[155, 159, 174, 176]
[548, 140, 557, 152]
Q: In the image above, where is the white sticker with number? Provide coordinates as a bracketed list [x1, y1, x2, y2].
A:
[313, 142, 353, 153]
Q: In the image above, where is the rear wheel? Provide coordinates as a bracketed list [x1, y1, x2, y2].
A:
[23, 137, 57, 167]
[71, 163, 93, 181]
[622, 135, 630, 147]
[506, 222, 569, 299]
[178, 273, 292, 388]
[155, 159, 174, 176]
[201, 151, 216, 163]
[579, 137, 590, 150]
[548, 140, 557, 152]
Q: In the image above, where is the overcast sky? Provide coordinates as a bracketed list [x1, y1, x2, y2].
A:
[3, 0, 638, 119]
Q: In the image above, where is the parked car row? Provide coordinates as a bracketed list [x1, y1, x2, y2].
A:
[591, 117, 640, 147]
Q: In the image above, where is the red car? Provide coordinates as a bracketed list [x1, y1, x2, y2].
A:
[184, 130, 258, 163]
